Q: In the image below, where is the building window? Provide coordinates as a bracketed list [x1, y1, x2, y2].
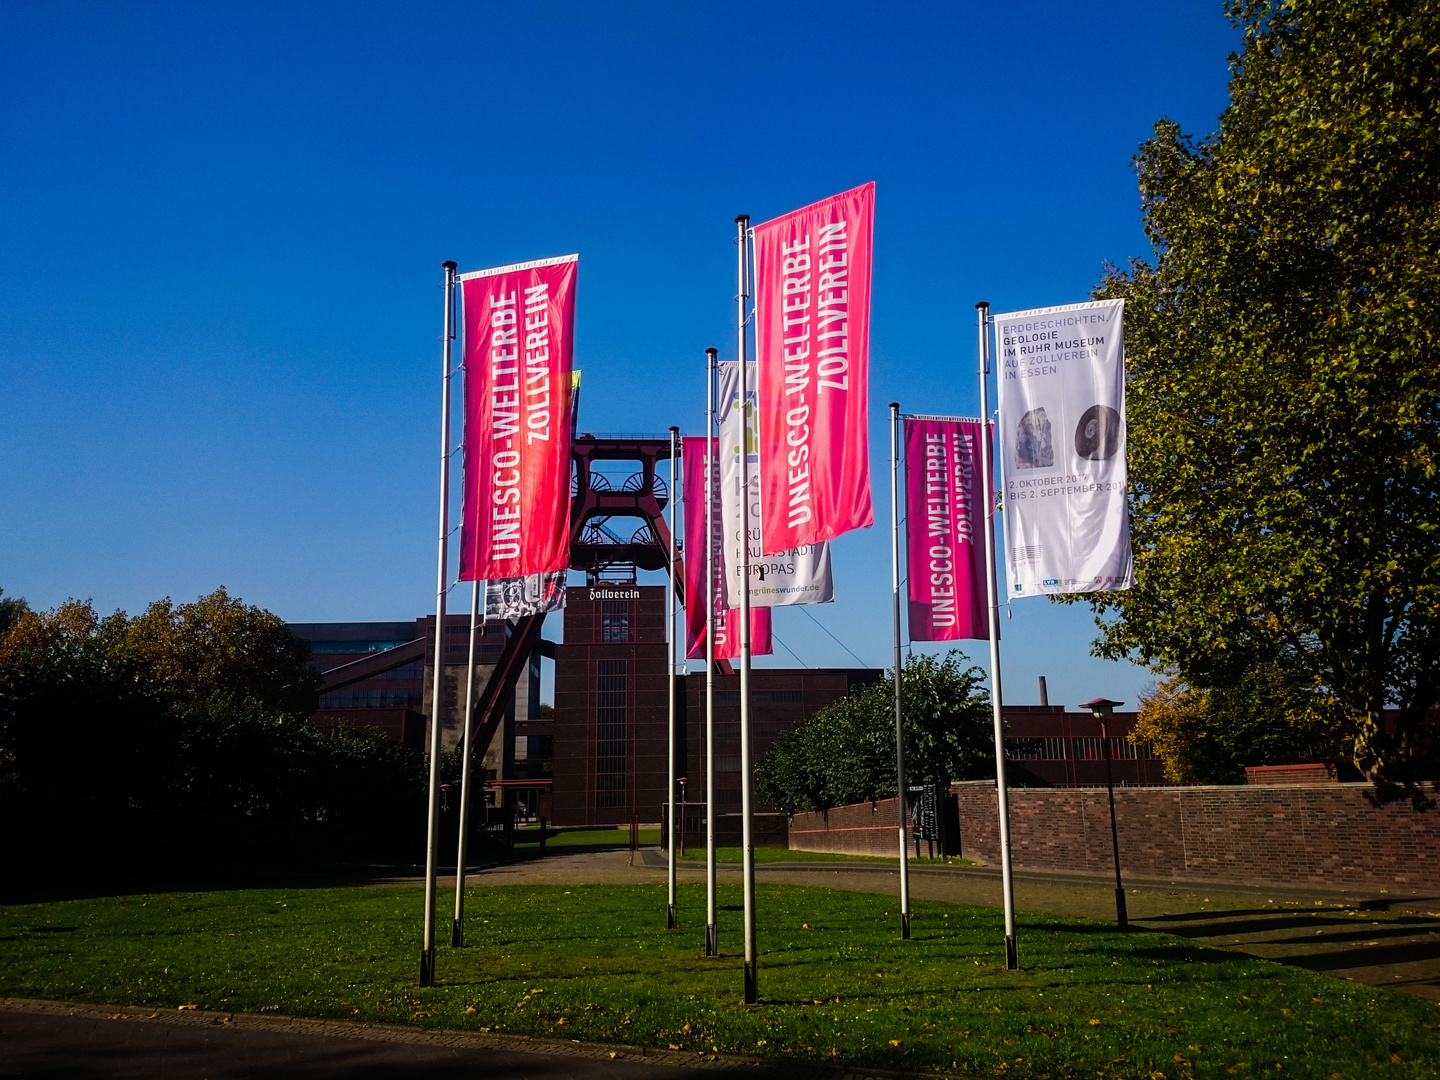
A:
[317, 688, 423, 709]
[1072, 736, 1140, 761]
[1005, 736, 1067, 760]
[601, 601, 630, 642]
[596, 659, 628, 807]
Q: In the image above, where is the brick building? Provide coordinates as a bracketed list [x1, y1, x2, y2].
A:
[550, 583, 880, 826]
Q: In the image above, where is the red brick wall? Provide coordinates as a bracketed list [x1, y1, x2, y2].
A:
[789, 798, 905, 856]
[954, 781, 1440, 890]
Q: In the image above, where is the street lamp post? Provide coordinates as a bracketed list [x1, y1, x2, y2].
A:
[1082, 697, 1128, 930]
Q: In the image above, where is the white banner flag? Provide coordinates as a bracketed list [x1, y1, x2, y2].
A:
[994, 299, 1133, 597]
[718, 361, 834, 607]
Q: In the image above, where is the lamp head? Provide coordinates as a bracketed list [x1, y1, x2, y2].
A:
[1080, 696, 1125, 719]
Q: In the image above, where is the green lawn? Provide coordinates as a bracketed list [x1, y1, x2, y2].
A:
[678, 845, 974, 866]
[2, 883, 1436, 1079]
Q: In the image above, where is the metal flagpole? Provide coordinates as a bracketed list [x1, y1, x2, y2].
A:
[889, 402, 911, 940]
[667, 426, 680, 930]
[735, 213, 758, 1004]
[976, 300, 1018, 971]
[421, 259, 458, 987]
[704, 346, 719, 957]
[452, 578, 481, 946]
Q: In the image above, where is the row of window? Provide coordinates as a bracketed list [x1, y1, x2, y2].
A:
[308, 640, 412, 654]
[318, 688, 424, 709]
[1005, 736, 1155, 761]
[596, 658, 628, 807]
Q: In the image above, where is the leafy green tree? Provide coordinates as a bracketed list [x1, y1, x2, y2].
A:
[0, 589, 29, 636]
[1077, 0, 1440, 786]
[1131, 667, 1340, 784]
[124, 587, 318, 713]
[757, 652, 993, 814]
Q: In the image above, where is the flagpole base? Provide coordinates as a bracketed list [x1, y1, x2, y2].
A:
[451, 920, 464, 948]
[705, 924, 718, 956]
[902, 913, 911, 940]
[743, 961, 758, 1005]
[667, 905, 678, 930]
[1114, 888, 1129, 930]
[419, 947, 436, 987]
[1004, 935, 1018, 971]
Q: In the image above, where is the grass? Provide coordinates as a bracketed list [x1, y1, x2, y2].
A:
[2, 882, 1437, 1079]
[678, 845, 975, 866]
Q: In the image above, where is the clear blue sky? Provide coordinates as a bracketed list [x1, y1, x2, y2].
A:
[1, 1, 1239, 708]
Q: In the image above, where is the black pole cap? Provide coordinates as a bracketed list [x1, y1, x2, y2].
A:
[443, 260, 458, 271]
[888, 401, 900, 410]
[705, 347, 718, 358]
[975, 300, 989, 309]
[735, 214, 750, 225]
[669, 425, 680, 433]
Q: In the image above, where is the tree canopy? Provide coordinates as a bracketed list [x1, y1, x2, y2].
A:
[1079, 0, 1440, 786]
[0, 588, 419, 874]
[756, 652, 993, 815]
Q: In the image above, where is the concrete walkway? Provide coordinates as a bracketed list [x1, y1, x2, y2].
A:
[0, 998, 898, 1080]
[463, 845, 1440, 1002]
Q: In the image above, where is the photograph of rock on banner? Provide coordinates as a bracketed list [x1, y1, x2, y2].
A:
[716, 361, 833, 610]
[681, 435, 772, 660]
[993, 298, 1133, 597]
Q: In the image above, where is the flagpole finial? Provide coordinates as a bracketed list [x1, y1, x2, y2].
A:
[889, 401, 900, 410]
[706, 347, 718, 359]
[735, 214, 750, 225]
[975, 300, 989, 309]
[443, 260, 458, 271]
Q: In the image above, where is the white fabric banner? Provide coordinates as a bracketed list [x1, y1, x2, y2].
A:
[993, 299, 1133, 597]
[718, 361, 834, 607]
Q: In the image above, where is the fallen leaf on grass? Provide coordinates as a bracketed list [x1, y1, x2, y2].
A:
[1089, 1018, 1102, 1026]
[464, 1006, 477, 1015]
[669, 1044, 681, 1050]
[888, 1039, 902, 1047]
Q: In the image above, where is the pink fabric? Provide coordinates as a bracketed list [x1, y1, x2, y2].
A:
[754, 182, 875, 555]
[683, 436, 772, 660]
[459, 257, 577, 581]
[905, 416, 991, 641]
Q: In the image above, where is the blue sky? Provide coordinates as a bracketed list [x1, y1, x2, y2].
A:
[1, 1, 1239, 707]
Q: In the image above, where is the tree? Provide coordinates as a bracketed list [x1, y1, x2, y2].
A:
[0, 589, 29, 635]
[1077, 0, 1440, 787]
[756, 652, 994, 814]
[1130, 667, 1339, 784]
[123, 587, 318, 713]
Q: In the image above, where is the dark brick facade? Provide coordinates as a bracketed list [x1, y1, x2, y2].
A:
[955, 782, 1440, 891]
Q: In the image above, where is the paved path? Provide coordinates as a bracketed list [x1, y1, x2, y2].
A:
[0, 998, 903, 1080]
[460, 846, 1440, 1002]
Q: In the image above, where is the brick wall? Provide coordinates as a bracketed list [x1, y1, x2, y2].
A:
[789, 799, 905, 856]
[955, 781, 1440, 890]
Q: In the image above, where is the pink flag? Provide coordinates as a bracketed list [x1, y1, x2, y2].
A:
[458, 255, 577, 581]
[754, 183, 875, 556]
[905, 416, 991, 641]
[683, 436, 772, 661]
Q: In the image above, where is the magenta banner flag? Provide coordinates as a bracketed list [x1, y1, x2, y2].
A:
[683, 436, 772, 661]
[754, 182, 875, 556]
[904, 416, 990, 641]
[458, 255, 577, 582]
